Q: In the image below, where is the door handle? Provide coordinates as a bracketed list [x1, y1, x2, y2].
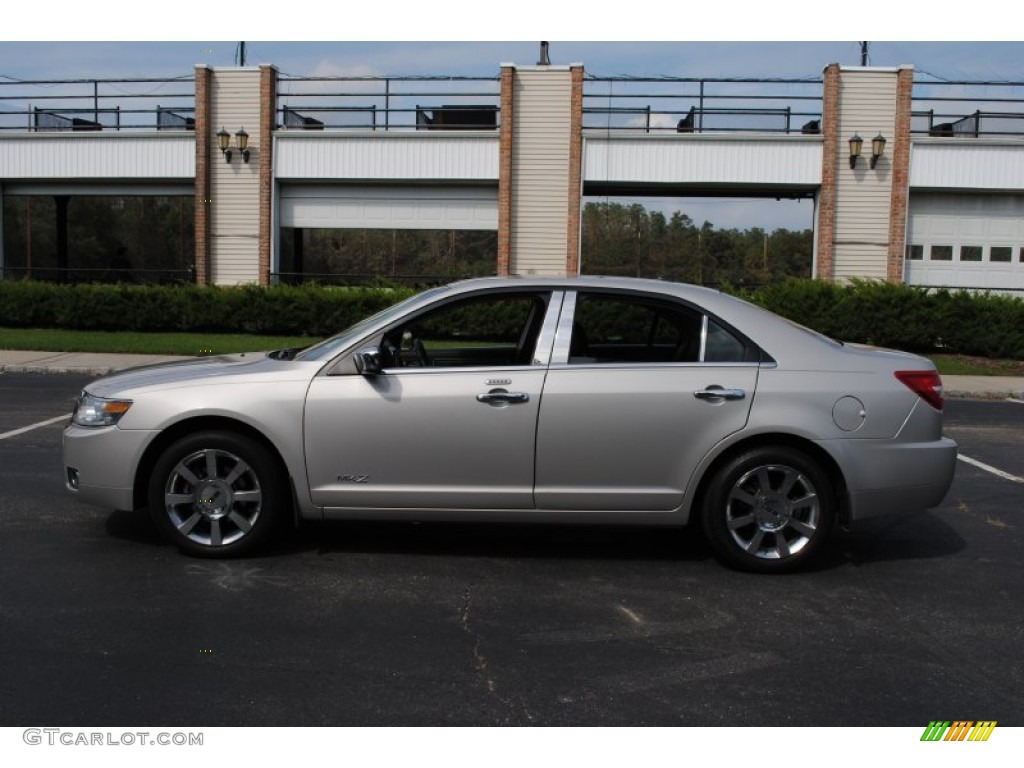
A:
[476, 390, 530, 405]
[694, 387, 746, 401]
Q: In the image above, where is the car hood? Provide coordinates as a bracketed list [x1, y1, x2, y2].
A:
[84, 352, 319, 398]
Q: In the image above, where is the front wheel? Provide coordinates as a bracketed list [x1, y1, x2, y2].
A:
[148, 431, 287, 557]
[701, 447, 836, 573]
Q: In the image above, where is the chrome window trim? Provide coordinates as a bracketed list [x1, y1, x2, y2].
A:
[699, 314, 709, 362]
[550, 290, 578, 366]
[531, 291, 564, 366]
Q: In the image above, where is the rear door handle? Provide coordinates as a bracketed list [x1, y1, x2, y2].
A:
[694, 386, 746, 401]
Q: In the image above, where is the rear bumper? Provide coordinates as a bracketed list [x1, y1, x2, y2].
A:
[828, 436, 958, 524]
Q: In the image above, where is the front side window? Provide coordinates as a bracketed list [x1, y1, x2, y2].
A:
[381, 292, 549, 369]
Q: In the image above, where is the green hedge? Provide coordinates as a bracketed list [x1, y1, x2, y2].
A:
[0, 281, 416, 337]
[739, 279, 1024, 359]
[1, 278, 1022, 359]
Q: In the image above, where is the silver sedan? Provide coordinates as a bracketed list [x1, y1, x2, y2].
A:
[63, 277, 957, 572]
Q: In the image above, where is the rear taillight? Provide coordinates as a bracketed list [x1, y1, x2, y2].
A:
[895, 370, 944, 411]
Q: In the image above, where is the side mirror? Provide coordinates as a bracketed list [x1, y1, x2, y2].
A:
[354, 347, 382, 375]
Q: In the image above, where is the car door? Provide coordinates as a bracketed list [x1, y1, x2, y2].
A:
[534, 290, 759, 512]
[304, 290, 560, 511]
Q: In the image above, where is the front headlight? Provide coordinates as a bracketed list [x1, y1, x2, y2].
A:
[72, 392, 133, 427]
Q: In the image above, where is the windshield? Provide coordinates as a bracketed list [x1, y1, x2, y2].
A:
[293, 286, 450, 362]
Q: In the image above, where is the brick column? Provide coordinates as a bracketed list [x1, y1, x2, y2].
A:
[193, 65, 212, 284]
[496, 65, 514, 276]
[565, 65, 584, 276]
[814, 63, 839, 280]
[887, 66, 913, 282]
[259, 65, 277, 286]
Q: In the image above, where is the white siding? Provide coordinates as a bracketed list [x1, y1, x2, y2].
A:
[0, 134, 194, 179]
[510, 69, 573, 275]
[210, 70, 262, 285]
[911, 140, 1024, 191]
[833, 70, 899, 281]
[280, 185, 497, 230]
[275, 133, 498, 180]
[583, 135, 822, 187]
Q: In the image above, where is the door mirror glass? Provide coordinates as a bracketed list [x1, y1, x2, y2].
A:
[354, 347, 382, 375]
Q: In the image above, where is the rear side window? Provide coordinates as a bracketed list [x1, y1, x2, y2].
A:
[705, 319, 748, 363]
[570, 294, 703, 364]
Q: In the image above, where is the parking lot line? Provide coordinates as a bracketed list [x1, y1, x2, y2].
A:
[958, 453, 1024, 484]
[0, 414, 70, 441]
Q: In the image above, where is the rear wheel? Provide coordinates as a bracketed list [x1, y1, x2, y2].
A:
[701, 446, 835, 573]
[148, 431, 287, 557]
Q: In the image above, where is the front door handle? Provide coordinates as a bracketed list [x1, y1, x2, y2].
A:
[694, 386, 746, 402]
[476, 390, 530, 406]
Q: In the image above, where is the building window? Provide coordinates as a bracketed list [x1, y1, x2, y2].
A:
[990, 246, 1012, 263]
[959, 245, 983, 262]
[905, 244, 924, 261]
[930, 245, 953, 261]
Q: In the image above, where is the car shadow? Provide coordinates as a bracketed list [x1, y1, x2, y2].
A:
[104, 507, 966, 571]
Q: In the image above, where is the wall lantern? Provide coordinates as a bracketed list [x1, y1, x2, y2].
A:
[236, 127, 250, 163]
[217, 127, 231, 162]
[848, 133, 863, 169]
[218, 126, 251, 163]
[870, 133, 886, 169]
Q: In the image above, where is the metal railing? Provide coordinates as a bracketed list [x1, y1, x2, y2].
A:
[912, 78, 1024, 137]
[0, 76, 195, 132]
[583, 76, 824, 134]
[271, 271, 461, 286]
[275, 75, 501, 131]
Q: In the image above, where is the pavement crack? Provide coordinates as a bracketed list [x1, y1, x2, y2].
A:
[458, 585, 534, 724]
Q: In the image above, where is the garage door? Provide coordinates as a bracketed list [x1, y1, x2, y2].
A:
[279, 184, 498, 231]
[905, 193, 1024, 291]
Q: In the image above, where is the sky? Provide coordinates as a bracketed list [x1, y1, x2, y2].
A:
[3, 5, 1022, 232]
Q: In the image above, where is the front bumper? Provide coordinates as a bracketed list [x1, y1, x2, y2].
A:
[62, 424, 158, 511]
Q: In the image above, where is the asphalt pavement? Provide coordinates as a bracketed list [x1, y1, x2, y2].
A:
[0, 371, 1021, 727]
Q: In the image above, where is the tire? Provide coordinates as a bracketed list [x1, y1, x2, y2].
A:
[148, 431, 287, 558]
[701, 446, 835, 573]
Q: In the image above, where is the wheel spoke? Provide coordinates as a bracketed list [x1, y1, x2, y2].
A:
[228, 511, 253, 532]
[773, 532, 791, 559]
[204, 449, 218, 480]
[790, 491, 818, 510]
[177, 511, 202, 535]
[779, 470, 800, 497]
[173, 462, 201, 487]
[729, 488, 758, 508]
[224, 459, 250, 486]
[727, 513, 756, 530]
[166, 493, 194, 506]
[745, 529, 766, 554]
[209, 518, 223, 546]
[756, 468, 772, 492]
[233, 489, 262, 503]
[788, 518, 816, 538]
